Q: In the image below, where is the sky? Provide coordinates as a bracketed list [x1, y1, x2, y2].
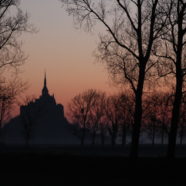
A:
[19, 0, 119, 114]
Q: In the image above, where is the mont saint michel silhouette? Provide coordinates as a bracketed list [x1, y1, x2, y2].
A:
[0, 74, 80, 145]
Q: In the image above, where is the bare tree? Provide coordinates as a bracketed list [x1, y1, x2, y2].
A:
[68, 89, 98, 145]
[118, 92, 134, 146]
[99, 117, 108, 146]
[157, 93, 172, 145]
[155, 0, 186, 158]
[88, 91, 106, 145]
[0, 0, 33, 129]
[61, 0, 168, 157]
[142, 92, 172, 145]
[0, 77, 26, 127]
[0, 0, 33, 71]
[143, 95, 159, 146]
[105, 94, 123, 146]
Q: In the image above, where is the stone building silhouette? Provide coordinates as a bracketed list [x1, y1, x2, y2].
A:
[1, 74, 79, 145]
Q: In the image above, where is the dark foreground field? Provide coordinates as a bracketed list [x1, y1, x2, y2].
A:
[1, 145, 186, 186]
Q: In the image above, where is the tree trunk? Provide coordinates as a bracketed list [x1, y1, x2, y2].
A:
[112, 124, 118, 146]
[152, 123, 156, 146]
[167, 11, 184, 158]
[0, 100, 5, 128]
[130, 64, 145, 158]
[92, 128, 96, 145]
[111, 133, 116, 146]
[101, 128, 105, 146]
[167, 70, 183, 158]
[180, 124, 184, 145]
[81, 124, 86, 146]
[122, 124, 126, 147]
[161, 123, 165, 145]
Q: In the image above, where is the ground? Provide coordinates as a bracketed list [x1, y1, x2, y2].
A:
[0, 145, 186, 186]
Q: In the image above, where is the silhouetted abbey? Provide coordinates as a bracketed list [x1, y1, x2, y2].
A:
[21, 73, 65, 126]
[1, 74, 79, 145]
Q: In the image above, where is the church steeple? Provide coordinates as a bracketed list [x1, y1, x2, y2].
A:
[42, 71, 49, 96]
[44, 71, 47, 87]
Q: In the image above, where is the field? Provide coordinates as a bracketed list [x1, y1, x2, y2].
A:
[0, 145, 186, 186]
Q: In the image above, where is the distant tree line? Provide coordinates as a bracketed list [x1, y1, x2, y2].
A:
[69, 89, 186, 148]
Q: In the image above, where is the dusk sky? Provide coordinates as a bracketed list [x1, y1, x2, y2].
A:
[20, 0, 119, 113]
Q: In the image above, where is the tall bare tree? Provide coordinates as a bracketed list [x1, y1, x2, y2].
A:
[155, 0, 186, 158]
[61, 0, 167, 157]
[0, 0, 33, 129]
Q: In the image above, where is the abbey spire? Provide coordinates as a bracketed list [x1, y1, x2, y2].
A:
[44, 71, 47, 87]
[42, 71, 49, 96]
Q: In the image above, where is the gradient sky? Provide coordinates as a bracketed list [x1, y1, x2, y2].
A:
[19, 0, 119, 115]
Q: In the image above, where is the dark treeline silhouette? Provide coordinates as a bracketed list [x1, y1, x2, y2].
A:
[142, 92, 172, 146]
[61, 0, 186, 158]
[68, 89, 133, 146]
[68, 89, 186, 152]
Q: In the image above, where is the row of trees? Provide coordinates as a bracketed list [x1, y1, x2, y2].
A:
[61, 0, 186, 158]
[69, 89, 186, 147]
[68, 89, 133, 146]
